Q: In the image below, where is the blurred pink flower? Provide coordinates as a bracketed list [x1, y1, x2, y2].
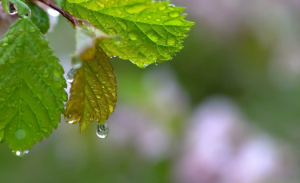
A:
[174, 96, 285, 183]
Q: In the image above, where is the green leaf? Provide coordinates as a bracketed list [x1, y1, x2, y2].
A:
[65, 44, 117, 132]
[62, 0, 194, 68]
[0, 18, 67, 151]
[2, 0, 30, 17]
[28, 2, 50, 34]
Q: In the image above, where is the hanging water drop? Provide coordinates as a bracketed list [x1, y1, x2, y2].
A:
[12, 149, 29, 157]
[71, 57, 82, 69]
[96, 123, 109, 138]
[67, 68, 76, 83]
[64, 115, 76, 124]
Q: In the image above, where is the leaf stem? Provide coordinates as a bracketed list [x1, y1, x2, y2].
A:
[37, 0, 80, 27]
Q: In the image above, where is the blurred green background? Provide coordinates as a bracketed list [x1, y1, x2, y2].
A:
[1, 0, 300, 183]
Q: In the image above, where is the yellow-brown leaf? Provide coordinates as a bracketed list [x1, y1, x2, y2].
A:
[65, 44, 117, 132]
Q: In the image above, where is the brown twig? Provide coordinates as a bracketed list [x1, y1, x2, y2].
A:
[37, 0, 79, 27]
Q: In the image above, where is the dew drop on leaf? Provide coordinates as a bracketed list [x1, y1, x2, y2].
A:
[71, 57, 83, 69]
[96, 123, 109, 138]
[15, 129, 26, 140]
[124, 4, 147, 14]
[159, 5, 166, 10]
[12, 149, 29, 157]
[169, 12, 179, 18]
[147, 31, 159, 42]
[1, 37, 9, 47]
[112, 35, 121, 45]
[67, 68, 76, 83]
[167, 37, 176, 46]
[118, 20, 127, 30]
[99, 3, 105, 8]
[129, 32, 138, 41]
[28, 122, 33, 128]
[64, 115, 76, 124]
[43, 69, 49, 78]
[30, 26, 35, 32]
[42, 128, 48, 133]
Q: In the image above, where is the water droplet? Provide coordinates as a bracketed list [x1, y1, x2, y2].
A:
[118, 20, 128, 30]
[28, 123, 33, 128]
[99, 3, 105, 8]
[36, 92, 43, 100]
[53, 69, 61, 78]
[147, 31, 159, 42]
[169, 12, 179, 18]
[43, 69, 49, 78]
[30, 26, 35, 32]
[156, 19, 161, 22]
[15, 129, 26, 140]
[124, 4, 147, 14]
[159, 5, 166, 10]
[71, 57, 82, 69]
[96, 123, 109, 138]
[129, 32, 138, 41]
[67, 68, 76, 83]
[8, 2, 17, 15]
[168, 4, 175, 7]
[1, 37, 9, 47]
[0, 97, 5, 102]
[112, 35, 121, 45]
[42, 128, 48, 133]
[12, 149, 29, 157]
[64, 115, 76, 124]
[167, 37, 176, 46]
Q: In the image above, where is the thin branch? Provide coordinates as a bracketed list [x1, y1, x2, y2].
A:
[37, 0, 79, 27]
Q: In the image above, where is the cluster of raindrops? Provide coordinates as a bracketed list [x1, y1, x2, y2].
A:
[96, 123, 109, 138]
[12, 149, 29, 157]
